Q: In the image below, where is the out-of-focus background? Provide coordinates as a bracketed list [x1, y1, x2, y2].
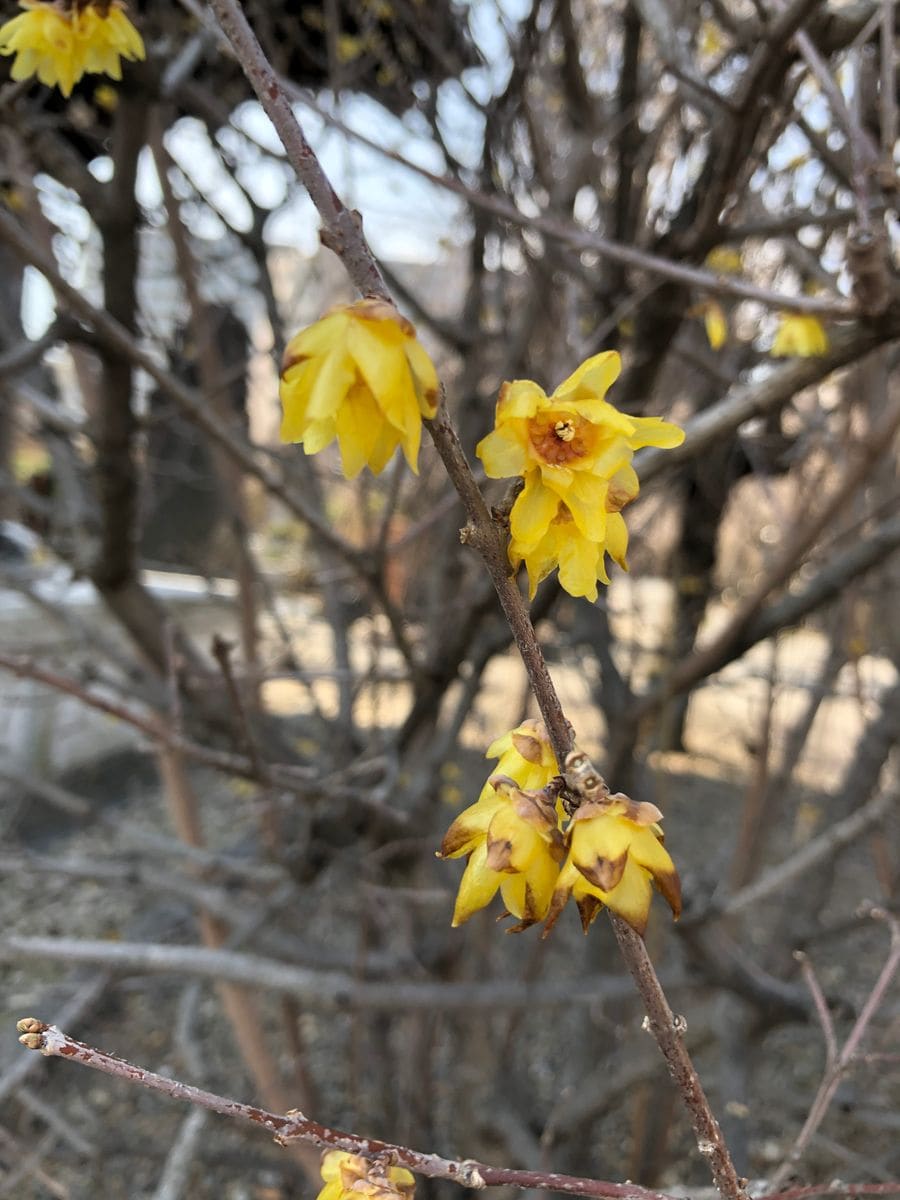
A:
[1, 1, 899, 1197]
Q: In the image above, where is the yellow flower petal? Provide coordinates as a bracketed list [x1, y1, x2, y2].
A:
[703, 301, 728, 350]
[403, 337, 439, 417]
[556, 473, 608, 542]
[451, 841, 503, 926]
[552, 350, 621, 405]
[605, 512, 629, 569]
[509, 473, 560, 549]
[334, 383, 384, 479]
[626, 415, 685, 450]
[771, 313, 829, 357]
[346, 319, 417, 437]
[596, 855, 654, 935]
[476, 422, 529, 478]
[495, 378, 547, 421]
[557, 529, 603, 602]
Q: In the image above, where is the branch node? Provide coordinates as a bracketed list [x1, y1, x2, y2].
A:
[456, 1161, 486, 1188]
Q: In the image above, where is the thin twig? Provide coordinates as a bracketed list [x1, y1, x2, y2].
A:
[720, 789, 894, 919]
[770, 909, 900, 1188]
[611, 919, 748, 1200]
[794, 952, 838, 1069]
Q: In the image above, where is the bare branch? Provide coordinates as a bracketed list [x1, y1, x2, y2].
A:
[13, 1019, 683, 1200]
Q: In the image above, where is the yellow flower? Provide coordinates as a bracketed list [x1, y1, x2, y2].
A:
[475, 718, 559, 803]
[317, 1151, 415, 1200]
[702, 300, 728, 350]
[704, 246, 742, 274]
[439, 775, 565, 930]
[477, 352, 682, 599]
[0, 1, 145, 99]
[280, 298, 439, 478]
[544, 794, 681, 937]
[771, 313, 829, 357]
[698, 18, 724, 57]
[509, 497, 629, 603]
[92, 81, 118, 110]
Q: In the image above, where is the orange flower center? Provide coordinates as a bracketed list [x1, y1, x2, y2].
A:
[528, 411, 595, 467]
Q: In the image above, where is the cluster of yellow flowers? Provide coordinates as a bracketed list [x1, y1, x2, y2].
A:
[316, 1150, 415, 1200]
[698, 248, 830, 356]
[279, 303, 684, 603]
[476, 352, 684, 602]
[438, 720, 681, 937]
[0, 0, 144, 97]
[276, 303, 684, 938]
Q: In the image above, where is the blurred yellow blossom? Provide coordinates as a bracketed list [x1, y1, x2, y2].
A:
[317, 1151, 415, 1200]
[771, 313, 829, 357]
[544, 793, 681, 937]
[476, 351, 683, 600]
[705, 246, 743, 274]
[699, 18, 724, 57]
[702, 300, 728, 350]
[0, 0, 144, 98]
[280, 298, 438, 478]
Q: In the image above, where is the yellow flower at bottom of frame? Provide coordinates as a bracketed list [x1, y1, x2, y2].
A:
[771, 313, 829, 358]
[279, 298, 439, 478]
[0, 1, 145, 98]
[544, 794, 681, 937]
[317, 1150, 415, 1200]
[439, 776, 565, 930]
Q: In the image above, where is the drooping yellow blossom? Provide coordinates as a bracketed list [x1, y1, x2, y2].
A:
[317, 1151, 415, 1200]
[508, 496, 629, 602]
[279, 298, 439, 478]
[771, 313, 829, 358]
[438, 775, 565, 930]
[474, 718, 559, 803]
[544, 794, 681, 937]
[0, 1, 145, 99]
[477, 352, 683, 599]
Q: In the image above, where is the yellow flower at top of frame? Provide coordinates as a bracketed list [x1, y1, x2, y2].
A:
[0, 1, 145, 99]
[279, 298, 439, 478]
[317, 1150, 415, 1200]
[771, 313, 829, 358]
[544, 793, 681, 938]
